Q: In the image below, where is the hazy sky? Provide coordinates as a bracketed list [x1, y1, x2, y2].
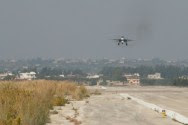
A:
[0, 0, 188, 60]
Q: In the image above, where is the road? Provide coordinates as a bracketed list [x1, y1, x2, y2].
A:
[47, 86, 188, 125]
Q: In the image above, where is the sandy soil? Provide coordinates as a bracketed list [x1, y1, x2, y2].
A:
[47, 86, 188, 125]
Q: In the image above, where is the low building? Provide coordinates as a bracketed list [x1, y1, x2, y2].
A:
[86, 74, 100, 79]
[124, 73, 140, 86]
[148, 73, 163, 79]
[0, 72, 13, 80]
[106, 80, 124, 86]
[19, 72, 36, 80]
[66, 74, 76, 78]
[59, 74, 65, 78]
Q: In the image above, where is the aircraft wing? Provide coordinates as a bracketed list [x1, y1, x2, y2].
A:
[127, 39, 134, 42]
[112, 39, 119, 41]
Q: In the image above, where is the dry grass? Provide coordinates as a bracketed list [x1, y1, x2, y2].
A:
[0, 80, 89, 125]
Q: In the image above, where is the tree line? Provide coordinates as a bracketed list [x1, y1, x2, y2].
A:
[100, 65, 188, 79]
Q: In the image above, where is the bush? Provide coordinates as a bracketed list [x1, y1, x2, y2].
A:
[73, 85, 90, 100]
[52, 97, 68, 106]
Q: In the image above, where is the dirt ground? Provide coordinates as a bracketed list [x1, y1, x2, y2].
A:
[47, 86, 188, 125]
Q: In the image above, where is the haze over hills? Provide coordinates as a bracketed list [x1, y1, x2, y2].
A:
[1, 57, 188, 73]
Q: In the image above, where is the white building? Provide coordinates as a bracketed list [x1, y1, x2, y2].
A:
[86, 74, 100, 79]
[124, 73, 140, 86]
[19, 72, 36, 80]
[59, 74, 65, 78]
[148, 73, 163, 79]
[0, 72, 13, 80]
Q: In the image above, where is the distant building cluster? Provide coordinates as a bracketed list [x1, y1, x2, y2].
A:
[0, 71, 37, 80]
[3, 58, 187, 86]
[179, 76, 188, 79]
[0, 70, 170, 87]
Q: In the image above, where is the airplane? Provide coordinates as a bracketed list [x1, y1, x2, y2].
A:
[112, 36, 134, 46]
